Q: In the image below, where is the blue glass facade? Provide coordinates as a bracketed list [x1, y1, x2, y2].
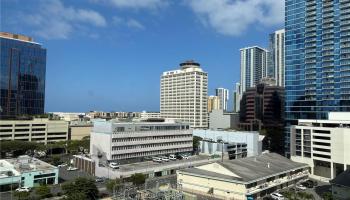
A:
[285, 0, 350, 155]
[0, 36, 46, 119]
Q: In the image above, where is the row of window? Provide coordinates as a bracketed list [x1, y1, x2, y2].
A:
[112, 135, 192, 142]
[111, 141, 192, 151]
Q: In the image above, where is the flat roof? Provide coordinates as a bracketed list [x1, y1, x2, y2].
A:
[1, 156, 57, 173]
[179, 153, 308, 183]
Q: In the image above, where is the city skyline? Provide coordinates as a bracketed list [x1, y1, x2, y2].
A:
[2, 0, 284, 112]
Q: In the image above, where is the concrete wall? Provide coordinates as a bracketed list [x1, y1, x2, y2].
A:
[209, 110, 239, 130]
[177, 172, 247, 200]
[70, 126, 92, 140]
[193, 129, 261, 157]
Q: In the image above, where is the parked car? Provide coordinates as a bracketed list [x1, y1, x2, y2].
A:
[169, 154, 177, 160]
[109, 162, 119, 169]
[152, 157, 162, 163]
[181, 154, 189, 159]
[161, 156, 170, 162]
[15, 187, 31, 192]
[67, 166, 78, 171]
[296, 184, 307, 190]
[271, 193, 284, 200]
[57, 163, 67, 168]
[302, 180, 316, 188]
[95, 177, 105, 183]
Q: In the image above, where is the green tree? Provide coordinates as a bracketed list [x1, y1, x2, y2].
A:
[65, 192, 87, 200]
[106, 179, 122, 193]
[35, 185, 52, 199]
[13, 191, 30, 200]
[323, 192, 334, 200]
[130, 173, 146, 186]
[62, 177, 98, 200]
[193, 136, 202, 151]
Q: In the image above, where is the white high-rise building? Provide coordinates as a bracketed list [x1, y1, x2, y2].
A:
[233, 82, 241, 112]
[160, 60, 208, 128]
[215, 88, 229, 111]
[240, 46, 268, 94]
[268, 29, 285, 87]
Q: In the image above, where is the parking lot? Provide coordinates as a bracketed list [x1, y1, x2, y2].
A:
[95, 154, 219, 179]
[268, 178, 331, 200]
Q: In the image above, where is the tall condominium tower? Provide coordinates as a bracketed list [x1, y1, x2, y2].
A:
[240, 46, 268, 94]
[285, 0, 350, 156]
[268, 29, 285, 87]
[160, 60, 208, 128]
[0, 32, 46, 119]
[207, 95, 220, 113]
[215, 88, 229, 111]
[233, 82, 241, 112]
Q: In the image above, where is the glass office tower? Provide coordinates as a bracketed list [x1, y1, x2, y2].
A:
[0, 32, 46, 119]
[285, 0, 350, 156]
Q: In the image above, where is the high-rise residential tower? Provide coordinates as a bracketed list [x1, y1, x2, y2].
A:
[285, 1, 350, 156]
[240, 46, 268, 94]
[207, 95, 220, 113]
[0, 32, 46, 119]
[215, 88, 229, 111]
[233, 82, 241, 112]
[160, 60, 208, 128]
[268, 29, 285, 87]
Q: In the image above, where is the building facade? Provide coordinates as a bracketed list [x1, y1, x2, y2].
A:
[290, 112, 350, 180]
[208, 109, 239, 130]
[0, 119, 68, 144]
[90, 119, 193, 163]
[207, 96, 220, 113]
[177, 153, 309, 200]
[160, 60, 208, 128]
[268, 29, 285, 87]
[215, 88, 229, 111]
[240, 46, 268, 94]
[0, 32, 46, 119]
[239, 83, 284, 131]
[233, 82, 241, 113]
[0, 156, 58, 191]
[200, 140, 247, 160]
[193, 129, 263, 157]
[140, 111, 161, 119]
[285, 0, 350, 156]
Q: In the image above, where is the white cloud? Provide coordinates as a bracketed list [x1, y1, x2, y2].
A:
[23, 0, 107, 39]
[126, 19, 145, 29]
[112, 16, 145, 30]
[97, 0, 165, 9]
[187, 0, 284, 36]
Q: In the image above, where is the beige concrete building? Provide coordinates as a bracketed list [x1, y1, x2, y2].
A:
[177, 153, 309, 200]
[160, 60, 208, 128]
[0, 119, 68, 144]
[290, 112, 350, 181]
[207, 96, 220, 113]
[69, 122, 92, 140]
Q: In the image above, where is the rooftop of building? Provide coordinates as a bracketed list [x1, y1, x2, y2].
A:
[330, 169, 350, 187]
[179, 60, 200, 69]
[0, 118, 68, 124]
[239, 46, 268, 51]
[179, 153, 308, 183]
[0, 156, 57, 175]
[0, 32, 40, 45]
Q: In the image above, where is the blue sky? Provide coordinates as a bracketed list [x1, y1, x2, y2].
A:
[2, 0, 284, 112]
